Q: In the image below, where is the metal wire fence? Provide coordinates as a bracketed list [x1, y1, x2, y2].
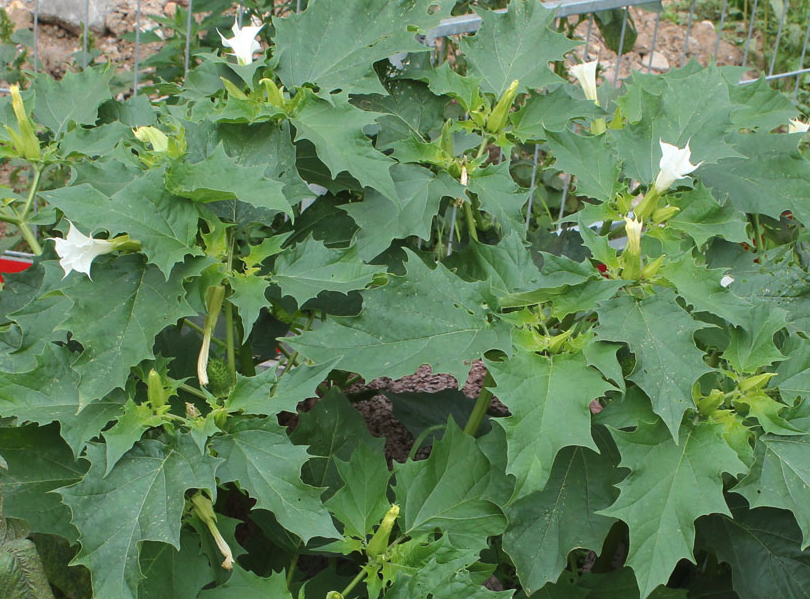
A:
[1, 0, 809, 254]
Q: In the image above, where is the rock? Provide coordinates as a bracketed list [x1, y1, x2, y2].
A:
[36, 0, 115, 34]
[164, 1, 177, 17]
[5, 0, 33, 30]
[647, 50, 669, 72]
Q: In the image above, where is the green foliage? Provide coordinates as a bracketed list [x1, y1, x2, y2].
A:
[2, 3, 810, 598]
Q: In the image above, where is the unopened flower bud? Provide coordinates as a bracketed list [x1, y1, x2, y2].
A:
[366, 504, 400, 558]
[486, 79, 519, 134]
[6, 84, 40, 161]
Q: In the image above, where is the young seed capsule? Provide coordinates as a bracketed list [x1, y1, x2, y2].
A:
[147, 369, 166, 408]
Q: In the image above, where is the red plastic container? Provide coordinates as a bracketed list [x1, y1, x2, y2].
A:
[0, 255, 33, 283]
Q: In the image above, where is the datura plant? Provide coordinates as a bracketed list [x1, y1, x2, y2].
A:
[2, 0, 810, 598]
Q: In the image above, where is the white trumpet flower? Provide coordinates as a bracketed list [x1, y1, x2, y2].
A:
[218, 18, 263, 66]
[50, 221, 116, 279]
[789, 118, 810, 134]
[653, 140, 701, 193]
[570, 60, 599, 104]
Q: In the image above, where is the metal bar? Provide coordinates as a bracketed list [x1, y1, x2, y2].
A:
[83, 0, 89, 68]
[583, 14, 594, 60]
[742, 0, 760, 67]
[740, 65, 810, 84]
[714, 0, 728, 60]
[681, 0, 697, 68]
[238, 0, 243, 27]
[447, 204, 458, 256]
[425, 0, 655, 41]
[793, 12, 810, 103]
[613, 7, 629, 86]
[525, 144, 540, 232]
[556, 174, 571, 234]
[768, 0, 789, 76]
[647, 11, 661, 73]
[184, 0, 194, 78]
[33, 0, 39, 71]
[134, 0, 141, 96]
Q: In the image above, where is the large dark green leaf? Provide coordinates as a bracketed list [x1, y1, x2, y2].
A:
[272, 0, 453, 94]
[289, 252, 511, 384]
[596, 291, 712, 437]
[600, 420, 746, 598]
[32, 68, 112, 137]
[212, 417, 341, 542]
[460, 0, 578, 96]
[488, 350, 613, 499]
[57, 435, 220, 599]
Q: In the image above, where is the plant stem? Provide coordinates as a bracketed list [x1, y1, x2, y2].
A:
[475, 135, 490, 159]
[278, 313, 315, 378]
[225, 302, 236, 378]
[752, 213, 763, 253]
[20, 164, 42, 220]
[18, 221, 42, 255]
[238, 342, 256, 376]
[183, 319, 227, 348]
[339, 567, 368, 598]
[408, 424, 445, 461]
[286, 554, 298, 586]
[180, 383, 208, 400]
[463, 371, 495, 437]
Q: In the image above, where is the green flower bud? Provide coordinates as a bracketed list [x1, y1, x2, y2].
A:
[366, 504, 400, 559]
[259, 78, 286, 109]
[133, 126, 169, 153]
[739, 372, 777, 392]
[147, 369, 166, 408]
[485, 79, 519, 134]
[6, 84, 40, 161]
[652, 205, 680, 224]
[190, 492, 234, 570]
[641, 254, 664, 280]
[697, 389, 725, 417]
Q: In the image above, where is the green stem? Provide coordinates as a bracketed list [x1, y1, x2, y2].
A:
[752, 213, 763, 253]
[463, 371, 495, 437]
[20, 164, 42, 220]
[18, 221, 42, 255]
[276, 343, 294, 361]
[408, 424, 445, 461]
[599, 219, 613, 236]
[225, 302, 236, 378]
[238, 342, 256, 376]
[183, 319, 227, 348]
[180, 383, 208, 400]
[278, 313, 315, 378]
[339, 568, 368, 598]
[286, 553, 298, 587]
[463, 200, 479, 243]
[475, 136, 490, 159]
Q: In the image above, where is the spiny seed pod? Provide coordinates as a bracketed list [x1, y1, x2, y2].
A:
[485, 79, 519, 134]
[207, 358, 235, 398]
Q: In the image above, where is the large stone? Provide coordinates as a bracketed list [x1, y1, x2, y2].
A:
[36, 0, 116, 33]
[647, 51, 669, 72]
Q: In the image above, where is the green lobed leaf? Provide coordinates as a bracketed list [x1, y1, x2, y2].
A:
[612, 66, 740, 184]
[340, 163, 463, 261]
[57, 435, 220, 599]
[228, 271, 270, 337]
[57, 255, 205, 408]
[394, 419, 507, 545]
[291, 91, 399, 200]
[700, 498, 810, 599]
[488, 350, 613, 499]
[198, 565, 293, 599]
[0, 538, 55, 599]
[272, 0, 453, 95]
[138, 529, 213, 599]
[289, 388, 384, 496]
[596, 290, 712, 438]
[667, 183, 749, 247]
[272, 237, 384, 306]
[166, 144, 291, 215]
[503, 434, 621, 594]
[701, 131, 810, 229]
[545, 129, 621, 202]
[42, 170, 204, 278]
[102, 399, 168, 476]
[211, 417, 341, 542]
[325, 443, 391, 540]
[0, 424, 87, 542]
[289, 251, 511, 384]
[733, 434, 810, 548]
[32, 67, 112, 137]
[599, 419, 746, 599]
[511, 86, 604, 140]
[460, 0, 578, 96]
[722, 303, 788, 373]
[467, 162, 531, 236]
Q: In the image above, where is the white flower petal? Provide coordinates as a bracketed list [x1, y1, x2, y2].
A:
[654, 139, 702, 193]
[219, 18, 263, 66]
[789, 118, 810, 134]
[50, 222, 116, 279]
[570, 60, 599, 103]
[720, 275, 734, 288]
